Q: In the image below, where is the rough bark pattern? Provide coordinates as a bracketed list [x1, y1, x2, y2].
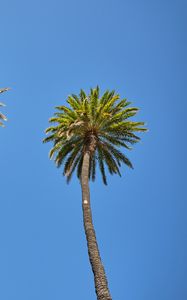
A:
[81, 151, 112, 300]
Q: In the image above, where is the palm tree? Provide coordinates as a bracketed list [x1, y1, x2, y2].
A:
[0, 88, 10, 127]
[43, 87, 147, 300]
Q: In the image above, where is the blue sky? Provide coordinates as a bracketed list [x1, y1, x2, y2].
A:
[0, 0, 186, 299]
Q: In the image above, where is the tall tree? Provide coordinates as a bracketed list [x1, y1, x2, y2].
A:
[43, 87, 147, 300]
[0, 88, 10, 127]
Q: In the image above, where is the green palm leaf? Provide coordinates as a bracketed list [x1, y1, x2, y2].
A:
[0, 88, 10, 127]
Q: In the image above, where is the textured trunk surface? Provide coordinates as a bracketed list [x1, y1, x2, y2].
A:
[81, 151, 112, 300]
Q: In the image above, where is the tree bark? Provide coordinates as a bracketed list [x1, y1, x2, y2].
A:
[81, 151, 112, 300]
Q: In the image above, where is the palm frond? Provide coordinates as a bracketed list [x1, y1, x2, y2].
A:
[66, 152, 82, 183]
[97, 147, 107, 185]
[63, 142, 83, 176]
[98, 142, 121, 176]
[0, 88, 9, 127]
[91, 154, 96, 181]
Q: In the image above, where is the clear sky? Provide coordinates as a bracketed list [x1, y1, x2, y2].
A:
[0, 0, 186, 299]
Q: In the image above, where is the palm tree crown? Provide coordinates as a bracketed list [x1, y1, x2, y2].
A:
[0, 88, 10, 127]
[44, 87, 147, 184]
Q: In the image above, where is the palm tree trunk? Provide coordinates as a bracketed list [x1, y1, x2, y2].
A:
[81, 151, 112, 300]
